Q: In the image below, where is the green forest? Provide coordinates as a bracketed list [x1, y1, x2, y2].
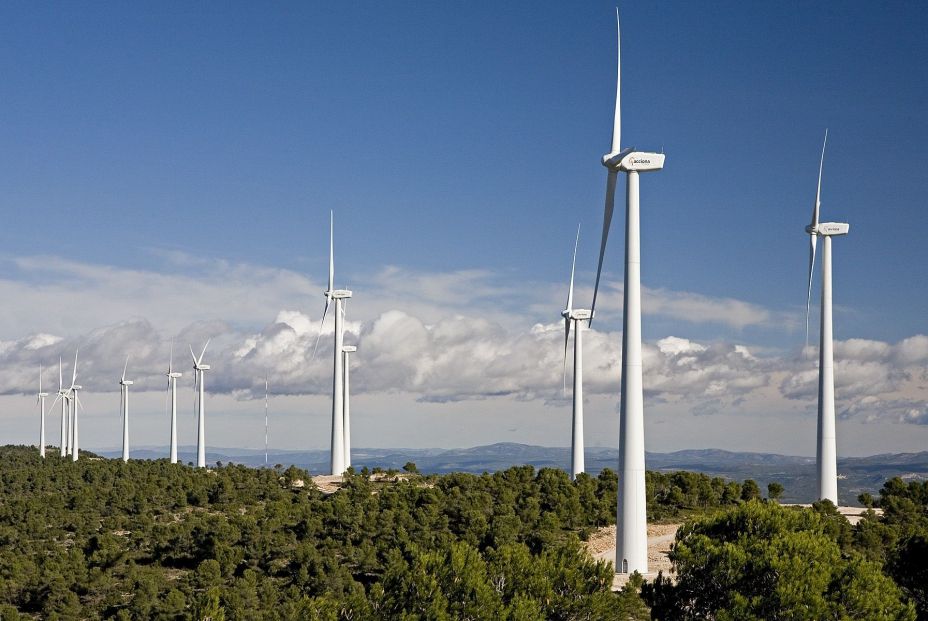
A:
[0, 445, 925, 620]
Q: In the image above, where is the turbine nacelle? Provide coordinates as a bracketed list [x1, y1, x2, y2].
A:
[342, 345, 357, 353]
[562, 309, 592, 321]
[167, 372, 183, 379]
[38, 392, 49, 397]
[808, 222, 850, 237]
[327, 289, 352, 299]
[603, 149, 665, 172]
[120, 380, 133, 386]
[195, 364, 211, 371]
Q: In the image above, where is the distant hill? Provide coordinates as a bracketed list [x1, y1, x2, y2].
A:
[98, 443, 928, 505]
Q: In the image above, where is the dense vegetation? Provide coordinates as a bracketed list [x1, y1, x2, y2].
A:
[0, 446, 741, 619]
[1, 445, 924, 619]
[643, 480, 928, 620]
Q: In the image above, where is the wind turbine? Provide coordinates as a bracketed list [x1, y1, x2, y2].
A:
[590, 11, 665, 576]
[315, 211, 352, 476]
[56, 357, 68, 457]
[342, 345, 356, 470]
[67, 350, 83, 462]
[119, 356, 133, 462]
[190, 340, 211, 468]
[166, 343, 183, 464]
[37, 366, 48, 458]
[562, 225, 591, 480]
[804, 130, 849, 505]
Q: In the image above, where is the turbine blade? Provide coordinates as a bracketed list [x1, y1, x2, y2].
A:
[805, 236, 817, 346]
[71, 349, 79, 388]
[75, 393, 84, 412]
[49, 393, 61, 411]
[39, 364, 42, 394]
[169, 339, 174, 373]
[59, 357, 63, 390]
[611, 8, 621, 154]
[590, 169, 618, 325]
[566, 224, 579, 313]
[329, 213, 335, 290]
[190, 344, 198, 366]
[812, 129, 827, 228]
[198, 339, 210, 365]
[311, 299, 331, 360]
[563, 317, 571, 395]
[122, 355, 129, 382]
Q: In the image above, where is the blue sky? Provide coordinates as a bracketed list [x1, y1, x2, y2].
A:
[1, 2, 927, 456]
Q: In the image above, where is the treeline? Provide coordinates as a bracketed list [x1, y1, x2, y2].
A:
[0, 445, 745, 619]
[642, 479, 928, 620]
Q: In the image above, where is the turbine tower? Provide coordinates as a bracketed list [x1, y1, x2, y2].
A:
[120, 356, 133, 462]
[166, 343, 183, 464]
[342, 345, 356, 470]
[190, 341, 211, 468]
[590, 11, 665, 576]
[37, 366, 48, 458]
[804, 130, 849, 505]
[562, 225, 591, 480]
[315, 211, 352, 476]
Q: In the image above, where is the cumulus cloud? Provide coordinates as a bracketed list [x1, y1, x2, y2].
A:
[780, 337, 928, 425]
[2, 253, 926, 427]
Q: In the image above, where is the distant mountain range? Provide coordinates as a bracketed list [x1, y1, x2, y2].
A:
[99, 443, 928, 505]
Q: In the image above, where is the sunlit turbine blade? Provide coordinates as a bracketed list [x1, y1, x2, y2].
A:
[75, 393, 84, 412]
[189, 344, 198, 366]
[611, 9, 621, 154]
[590, 169, 618, 325]
[122, 355, 129, 382]
[329, 212, 335, 291]
[59, 357, 63, 390]
[169, 339, 174, 374]
[812, 129, 827, 228]
[71, 349, 79, 388]
[198, 339, 210, 365]
[566, 225, 579, 313]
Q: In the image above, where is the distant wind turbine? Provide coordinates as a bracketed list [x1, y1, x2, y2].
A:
[315, 211, 352, 476]
[67, 350, 83, 462]
[166, 342, 183, 464]
[119, 356, 133, 462]
[590, 10, 665, 576]
[190, 340, 211, 468]
[342, 345, 356, 469]
[562, 225, 591, 481]
[37, 366, 48, 458]
[55, 357, 68, 457]
[804, 130, 849, 505]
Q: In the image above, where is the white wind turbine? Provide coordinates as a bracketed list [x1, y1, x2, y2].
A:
[37, 366, 48, 458]
[119, 356, 133, 462]
[315, 211, 352, 476]
[342, 345, 356, 470]
[804, 130, 849, 505]
[590, 11, 665, 576]
[67, 350, 83, 462]
[562, 225, 591, 481]
[190, 340, 211, 468]
[56, 357, 69, 457]
[166, 343, 183, 464]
